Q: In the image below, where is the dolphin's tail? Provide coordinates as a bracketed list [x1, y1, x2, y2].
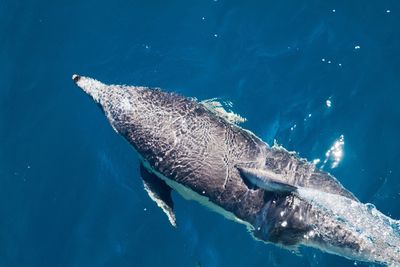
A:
[298, 187, 400, 266]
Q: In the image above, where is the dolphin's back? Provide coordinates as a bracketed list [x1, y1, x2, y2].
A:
[114, 88, 268, 221]
[120, 88, 356, 212]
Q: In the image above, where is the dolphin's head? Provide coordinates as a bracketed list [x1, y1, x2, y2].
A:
[72, 74, 149, 135]
[72, 74, 197, 154]
[73, 74, 107, 104]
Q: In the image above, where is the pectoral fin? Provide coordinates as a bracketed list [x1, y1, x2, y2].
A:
[236, 165, 297, 193]
[140, 163, 177, 227]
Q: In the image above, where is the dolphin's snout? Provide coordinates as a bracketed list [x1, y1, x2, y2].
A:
[72, 74, 81, 83]
[72, 74, 106, 103]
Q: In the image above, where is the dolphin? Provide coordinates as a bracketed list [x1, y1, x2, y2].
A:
[72, 74, 400, 266]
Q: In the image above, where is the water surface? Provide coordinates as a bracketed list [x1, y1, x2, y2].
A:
[1, 0, 399, 266]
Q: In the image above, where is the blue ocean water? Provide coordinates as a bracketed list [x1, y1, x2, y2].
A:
[1, 0, 400, 266]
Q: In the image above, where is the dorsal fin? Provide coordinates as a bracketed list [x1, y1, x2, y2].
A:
[200, 98, 246, 125]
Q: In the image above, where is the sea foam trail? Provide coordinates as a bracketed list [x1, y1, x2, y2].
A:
[297, 187, 400, 266]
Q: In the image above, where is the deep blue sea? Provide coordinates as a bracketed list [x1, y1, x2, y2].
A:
[1, 0, 400, 266]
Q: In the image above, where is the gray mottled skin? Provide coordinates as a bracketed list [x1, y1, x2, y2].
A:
[73, 75, 388, 264]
